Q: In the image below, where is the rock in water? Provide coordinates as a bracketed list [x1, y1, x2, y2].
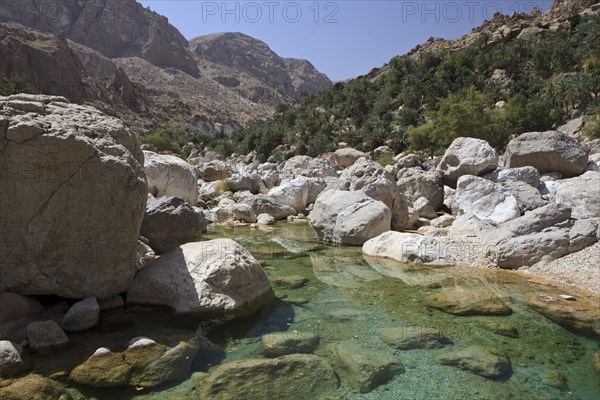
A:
[437, 345, 512, 379]
[0, 341, 28, 377]
[425, 288, 512, 316]
[0, 374, 73, 400]
[126, 239, 273, 315]
[309, 190, 391, 245]
[504, 131, 588, 177]
[377, 326, 451, 350]
[61, 297, 99, 333]
[70, 337, 199, 388]
[0, 293, 44, 323]
[0, 95, 147, 299]
[327, 340, 404, 393]
[27, 320, 69, 355]
[196, 354, 339, 400]
[144, 151, 198, 205]
[261, 331, 319, 357]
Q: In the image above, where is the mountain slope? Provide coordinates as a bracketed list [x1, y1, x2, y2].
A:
[190, 32, 332, 98]
[0, 0, 332, 136]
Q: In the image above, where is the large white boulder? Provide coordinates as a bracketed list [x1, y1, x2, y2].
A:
[0, 95, 147, 299]
[309, 190, 391, 245]
[144, 151, 198, 205]
[268, 178, 309, 212]
[363, 231, 452, 265]
[437, 137, 498, 188]
[555, 172, 600, 219]
[337, 158, 410, 230]
[504, 131, 588, 178]
[455, 175, 520, 225]
[333, 148, 367, 167]
[126, 239, 273, 315]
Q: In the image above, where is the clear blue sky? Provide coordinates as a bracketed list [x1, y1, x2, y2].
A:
[139, 1, 554, 81]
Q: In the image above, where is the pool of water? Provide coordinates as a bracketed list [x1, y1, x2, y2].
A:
[15, 223, 600, 399]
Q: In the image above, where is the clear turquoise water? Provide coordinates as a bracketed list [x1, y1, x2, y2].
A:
[20, 223, 600, 399]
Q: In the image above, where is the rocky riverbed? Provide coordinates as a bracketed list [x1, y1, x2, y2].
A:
[1, 95, 599, 399]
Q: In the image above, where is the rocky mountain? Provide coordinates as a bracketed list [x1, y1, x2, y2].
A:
[0, 0, 332, 134]
[190, 32, 332, 98]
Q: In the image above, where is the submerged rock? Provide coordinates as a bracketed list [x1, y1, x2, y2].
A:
[436, 345, 512, 379]
[273, 275, 309, 289]
[593, 350, 600, 373]
[377, 326, 451, 350]
[526, 293, 600, 337]
[196, 354, 339, 400]
[261, 331, 319, 357]
[327, 340, 404, 393]
[126, 239, 273, 316]
[425, 288, 512, 316]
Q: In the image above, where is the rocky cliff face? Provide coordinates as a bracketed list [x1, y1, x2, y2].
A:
[0, 0, 199, 77]
[190, 32, 332, 98]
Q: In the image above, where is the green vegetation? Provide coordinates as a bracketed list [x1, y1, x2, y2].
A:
[0, 74, 34, 96]
[153, 13, 600, 160]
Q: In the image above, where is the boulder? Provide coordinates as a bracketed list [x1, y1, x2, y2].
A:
[374, 145, 394, 160]
[61, 297, 99, 333]
[228, 203, 255, 223]
[500, 181, 547, 212]
[135, 240, 156, 271]
[310, 190, 391, 245]
[377, 327, 451, 350]
[126, 239, 273, 316]
[431, 214, 455, 228]
[333, 147, 367, 167]
[70, 337, 199, 388]
[328, 340, 404, 393]
[225, 173, 262, 194]
[256, 213, 276, 225]
[279, 155, 337, 179]
[414, 197, 438, 219]
[555, 172, 600, 219]
[0, 293, 43, 323]
[486, 166, 541, 187]
[456, 175, 520, 225]
[504, 131, 588, 177]
[261, 332, 319, 357]
[397, 168, 444, 210]
[196, 354, 339, 400]
[27, 320, 69, 355]
[0, 96, 147, 299]
[363, 231, 452, 265]
[141, 196, 205, 254]
[0, 374, 72, 400]
[197, 160, 231, 182]
[144, 151, 198, 205]
[268, 178, 309, 211]
[425, 288, 512, 316]
[437, 137, 499, 188]
[305, 178, 328, 205]
[0, 341, 27, 377]
[437, 345, 512, 379]
[243, 195, 297, 220]
[337, 158, 410, 230]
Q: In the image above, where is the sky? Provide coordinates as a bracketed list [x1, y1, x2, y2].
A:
[138, 1, 554, 81]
